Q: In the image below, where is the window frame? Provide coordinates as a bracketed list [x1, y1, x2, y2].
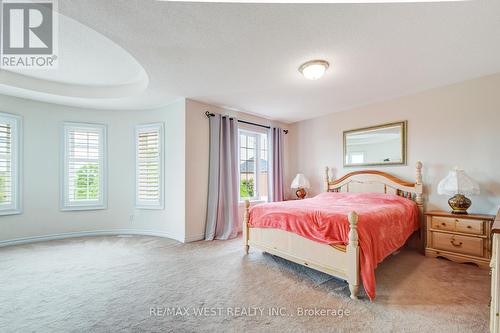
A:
[60, 122, 107, 211]
[134, 122, 164, 210]
[0, 112, 22, 216]
[238, 126, 269, 203]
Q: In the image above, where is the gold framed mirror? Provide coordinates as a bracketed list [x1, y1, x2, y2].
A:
[343, 121, 407, 167]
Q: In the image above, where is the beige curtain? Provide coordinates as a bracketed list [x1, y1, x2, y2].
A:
[205, 114, 239, 240]
[270, 127, 285, 202]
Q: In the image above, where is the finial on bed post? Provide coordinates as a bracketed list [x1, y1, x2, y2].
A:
[415, 161, 424, 252]
[348, 212, 359, 247]
[324, 166, 330, 192]
[347, 211, 360, 300]
[243, 200, 250, 254]
[415, 161, 423, 206]
[415, 161, 423, 185]
[415, 161, 424, 208]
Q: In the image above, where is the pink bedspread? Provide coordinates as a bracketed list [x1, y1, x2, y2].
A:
[249, 192, 419, 300]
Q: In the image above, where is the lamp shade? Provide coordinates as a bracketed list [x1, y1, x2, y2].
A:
[291, 173, 310, 189]
[437, 168, 480, 196]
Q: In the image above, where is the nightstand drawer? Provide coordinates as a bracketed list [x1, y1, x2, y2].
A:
[456, 219, 484, 235]
[431, 217, 456, 232]
[431, 216, 485, 236]
[432, 232, 484, 257]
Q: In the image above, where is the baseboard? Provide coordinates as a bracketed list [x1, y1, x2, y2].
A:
[0, 229, 185, 248]
[184, 233, 205, 243]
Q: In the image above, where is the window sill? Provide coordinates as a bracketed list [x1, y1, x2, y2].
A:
[0, 208, 22, 216]
[135, 205, 164, 211]
[239, 199, 266, 206]
[60, 205, 107, 212]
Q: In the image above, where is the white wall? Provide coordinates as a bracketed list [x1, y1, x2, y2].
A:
[288, 73, 500, 215]
[0, 95, 291, 245]
[8, 73, 496, 244]
[184, 99, 291, 241]
[0, 95, 187, 244]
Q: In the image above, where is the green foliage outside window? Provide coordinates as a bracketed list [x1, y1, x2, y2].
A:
[0, 175, 6, 203]
[75, 164, 99, 200]
[240, 178, 254, 198]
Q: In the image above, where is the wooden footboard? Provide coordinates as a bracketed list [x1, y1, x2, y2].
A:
[243, 201, 361, 299]
[242, 162, 424, 301]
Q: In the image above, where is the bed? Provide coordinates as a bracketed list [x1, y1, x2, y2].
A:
[242, 162, 424, 300]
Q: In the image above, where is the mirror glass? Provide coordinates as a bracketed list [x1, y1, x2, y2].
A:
[344, 121, 406, 167]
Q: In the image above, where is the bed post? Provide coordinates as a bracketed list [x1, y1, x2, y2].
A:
[324, 166, 330, 192]
[243, 200, 250, 254]
[415, 161, 424, 251]
[347, 211, 360, 300]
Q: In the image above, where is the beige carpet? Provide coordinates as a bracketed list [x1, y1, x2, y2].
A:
[0, 235, 490, 333]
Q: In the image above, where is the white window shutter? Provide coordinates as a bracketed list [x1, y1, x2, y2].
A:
[0, 122, 13, 206]
[0, 113, 21, 215]
[62, 123, 107, 211]
[135, 123, 164, 209]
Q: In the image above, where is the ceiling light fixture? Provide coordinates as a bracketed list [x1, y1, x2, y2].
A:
[298, 60, 330, 80]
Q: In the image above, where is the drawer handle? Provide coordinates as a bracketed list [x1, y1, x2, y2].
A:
[441, 222, 446, 226]
[450, 239, 463, 247]
[467, 226, 472, 229]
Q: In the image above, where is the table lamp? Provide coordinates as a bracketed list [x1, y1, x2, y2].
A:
[291, 173, 310, 199]
[437, 167, 480, 214]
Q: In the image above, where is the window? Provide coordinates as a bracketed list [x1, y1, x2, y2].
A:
[61, 123, 107, 210]
[0, 113, 22, 215]
[135, 123, 164, 209]
[239, 129, 268, 202]
[346, 152, 365, 165]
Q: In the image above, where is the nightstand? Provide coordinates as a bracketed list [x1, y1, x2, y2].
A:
[425, 210, 495, 268]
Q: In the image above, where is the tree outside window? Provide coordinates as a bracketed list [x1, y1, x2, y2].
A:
[75, 164, 99, 200]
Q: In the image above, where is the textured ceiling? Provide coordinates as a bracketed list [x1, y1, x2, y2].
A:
[55, 0, 500, 123]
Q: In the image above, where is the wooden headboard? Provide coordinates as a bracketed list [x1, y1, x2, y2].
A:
[324, 162, 424, 235]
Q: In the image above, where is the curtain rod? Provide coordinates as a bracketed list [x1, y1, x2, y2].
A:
[204, 111, 288, 134]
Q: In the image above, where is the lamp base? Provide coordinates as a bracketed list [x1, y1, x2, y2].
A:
[295, 188, 307, 200]
[448, 194, 471, 215]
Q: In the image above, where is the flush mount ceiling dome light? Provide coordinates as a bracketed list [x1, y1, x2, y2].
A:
[298, 60, 330, 80]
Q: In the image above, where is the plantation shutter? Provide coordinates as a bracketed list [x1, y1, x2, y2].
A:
[0, 121, 13, 207]
[62, 123, 106, 210]
[0, 113, 21, 215]
[68, 128, 101, 202]
[136, 124, 163, 208]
